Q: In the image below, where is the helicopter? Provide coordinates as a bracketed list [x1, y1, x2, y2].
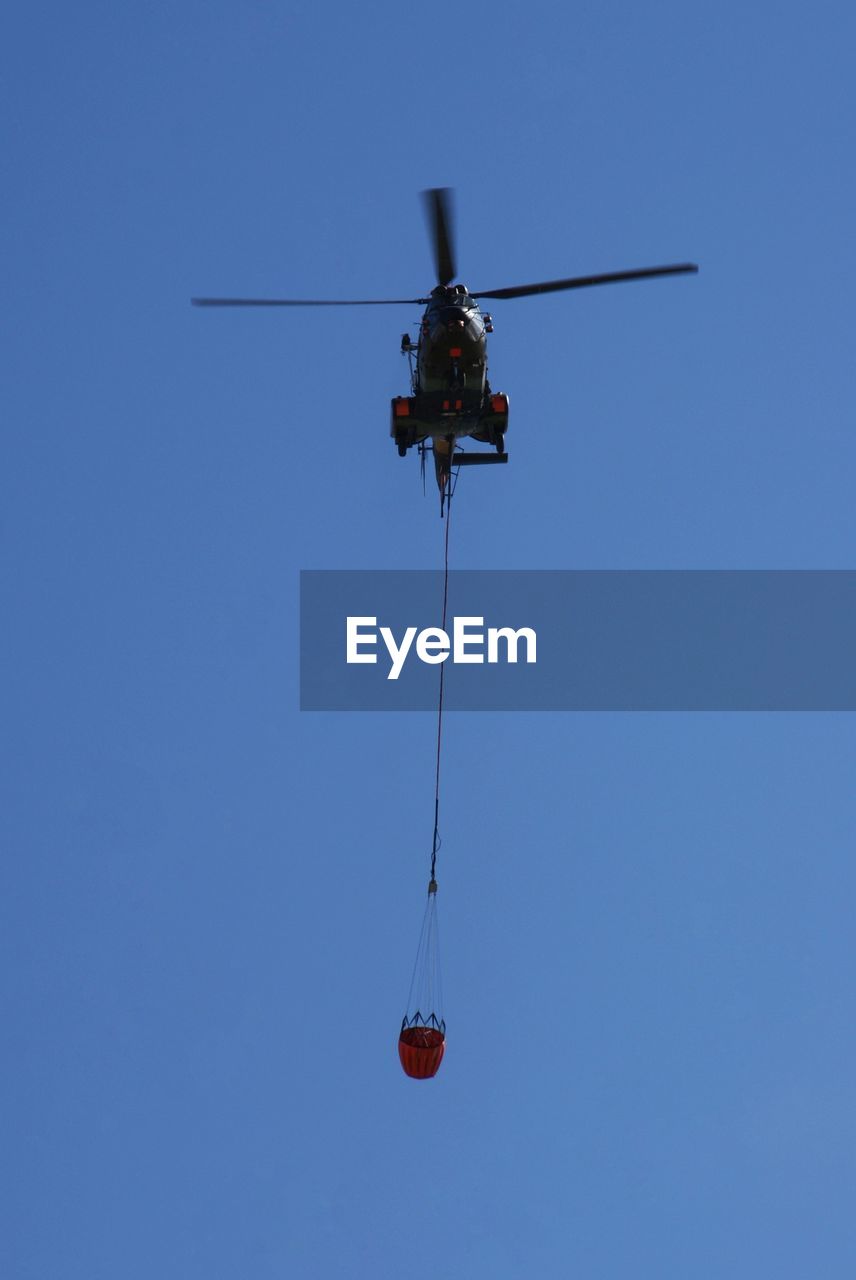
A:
[192, 189, 697, 507]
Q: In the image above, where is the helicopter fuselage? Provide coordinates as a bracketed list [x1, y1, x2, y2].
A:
[418, 285, 487, 409]
[391, 285, 509, 483]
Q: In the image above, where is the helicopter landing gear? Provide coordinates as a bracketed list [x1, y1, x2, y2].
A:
[391, 396, 417, 455]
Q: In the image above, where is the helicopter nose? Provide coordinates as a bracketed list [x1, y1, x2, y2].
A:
[438, 306, 467, 323]
[437, 306, 469, 330]
[430, 305, 479, 345]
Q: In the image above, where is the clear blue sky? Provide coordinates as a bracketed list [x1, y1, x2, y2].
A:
[3, 3, 856, 1276]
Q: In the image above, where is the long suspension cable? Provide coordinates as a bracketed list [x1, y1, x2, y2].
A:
[430, 468, 453, 886]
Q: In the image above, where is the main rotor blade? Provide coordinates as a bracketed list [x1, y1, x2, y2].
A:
[191, 296, 427, 307]
[422, 187, 456, 287]
[472, 262, 698, 301]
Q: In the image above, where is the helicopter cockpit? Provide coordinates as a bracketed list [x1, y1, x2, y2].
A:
[422, 283, 484, 349]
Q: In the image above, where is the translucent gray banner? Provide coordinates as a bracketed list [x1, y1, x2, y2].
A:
[299, 571, 856, 711]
